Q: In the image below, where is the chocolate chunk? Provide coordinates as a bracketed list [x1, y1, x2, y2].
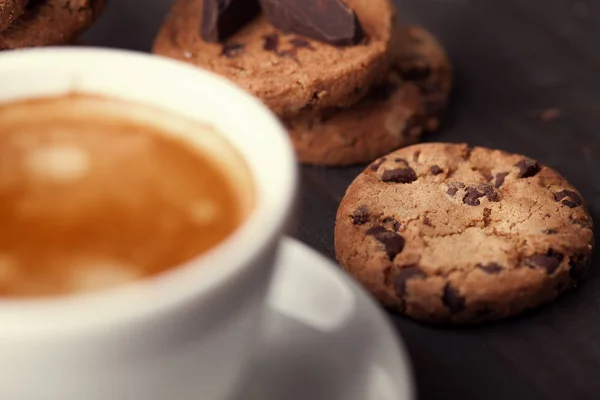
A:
[259, 0, 365, 46]
[524, 250, 564, 274]
[515, 159, 541, 178]
[382, 217, 401, 231]
[381, 167, 418, 184]
[202, 0, 261, 42]
[442, 284, 466, 313]
[477, 262, 503, 274]
[430, 165, 443, 175]
[463, 186, 483, 206]
[367, 82, 399, 102]
[395, 267, 426, 297]
[351, 205, 369, 225]
[463, 184, 499, 206]
[369, 157, 386, 171]
[263, 33, 280, 51]
[554, 190, 582, 208]
[221, 42, 245, 57]
[494, 172, 509, 188]
[366, 226, 405, 260]
[446, 182, 465, 196]
[290, 37, 314, 49]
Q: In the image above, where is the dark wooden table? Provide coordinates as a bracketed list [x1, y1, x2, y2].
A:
[86, 1, 600, 398]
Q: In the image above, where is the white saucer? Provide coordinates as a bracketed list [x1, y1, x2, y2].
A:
[233, 237, 415, 400]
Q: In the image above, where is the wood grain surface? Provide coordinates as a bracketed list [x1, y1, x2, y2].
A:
[84, 1, 600, 398]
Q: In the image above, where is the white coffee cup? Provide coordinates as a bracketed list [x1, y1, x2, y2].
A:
[0, 48, 297, 400]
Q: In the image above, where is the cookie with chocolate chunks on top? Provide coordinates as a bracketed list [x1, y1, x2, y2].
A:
[286, 26, 452, 166]
[152, 0, 396, 119]
[335, 143, 594, 324]
[0, 0, 28, 33]
[0, 0, 107, 50]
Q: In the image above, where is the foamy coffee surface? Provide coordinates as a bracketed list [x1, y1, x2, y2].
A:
[0, 95, 253, 297]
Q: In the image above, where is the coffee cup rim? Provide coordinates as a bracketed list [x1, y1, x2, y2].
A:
[0, 47, 298, 336]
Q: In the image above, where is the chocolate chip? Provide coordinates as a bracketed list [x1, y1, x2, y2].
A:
[221, 42, 245, 57]
[369, 157, 386, 171]
[367, 82, 399, 102]
[543, 229, 558, 235]
[395, 267, 426, 297]
[430, 165, 443, 175]
[381, 168, 418, 184]
[463, 184, 499, 206]
[515, 159, 541, 178]
[400, 66, 432, 81]
[442, 284, 466, 313]
[572, 218, 593, 229]
[289, 37, 313, 49]
[202, 0, 261, 42]
[382, 217, 401, 231]
[554, 190, 582, 208]
[366, 226, 405, 260]
[524, 250, 564, 274]
[562, 200, 579, 208]
[446, 182, 465, 196]
[463, 187, 483, 206]
[260, 0, 365, 46]
[477, 262, 503, 274]
[263, 33, 280, 51]
[413, 150, 421, 161]
[494, 172, 509, 188]
[483, 208, 492, 227]
[351, 205, 369, 225]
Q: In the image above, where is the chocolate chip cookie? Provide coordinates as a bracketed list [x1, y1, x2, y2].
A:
[335, 143, 594, 324]
[0, 0, 107, 50]
[287, 26, 452, 166]
[0, 0, 28, 33]
[152, 0, 396, 118]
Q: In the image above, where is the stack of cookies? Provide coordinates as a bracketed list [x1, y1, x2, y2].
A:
[153, 0, 452, 166]
[0, 0, 106, 50]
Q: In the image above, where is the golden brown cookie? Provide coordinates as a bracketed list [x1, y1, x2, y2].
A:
[0, 0, 28, 33]
[152, 0, 396, 118]
[286, 26, 452, 166]
[0, 0, 107, 50]
[335, 143, 594, 324]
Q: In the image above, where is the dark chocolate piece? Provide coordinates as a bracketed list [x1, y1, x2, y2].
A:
[381, 167, 418, 184]
[259, 0, 365, 46]
[524, 250, 564, 274]
[443, 284, 466, 313]
[366, 226, 405, 260]
[351, 205, 369, 225]
[477, 262, 503, 274]
[202, 0, 261, 42]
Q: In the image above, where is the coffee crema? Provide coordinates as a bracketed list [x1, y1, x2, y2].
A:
[0, 94, 253, 297]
